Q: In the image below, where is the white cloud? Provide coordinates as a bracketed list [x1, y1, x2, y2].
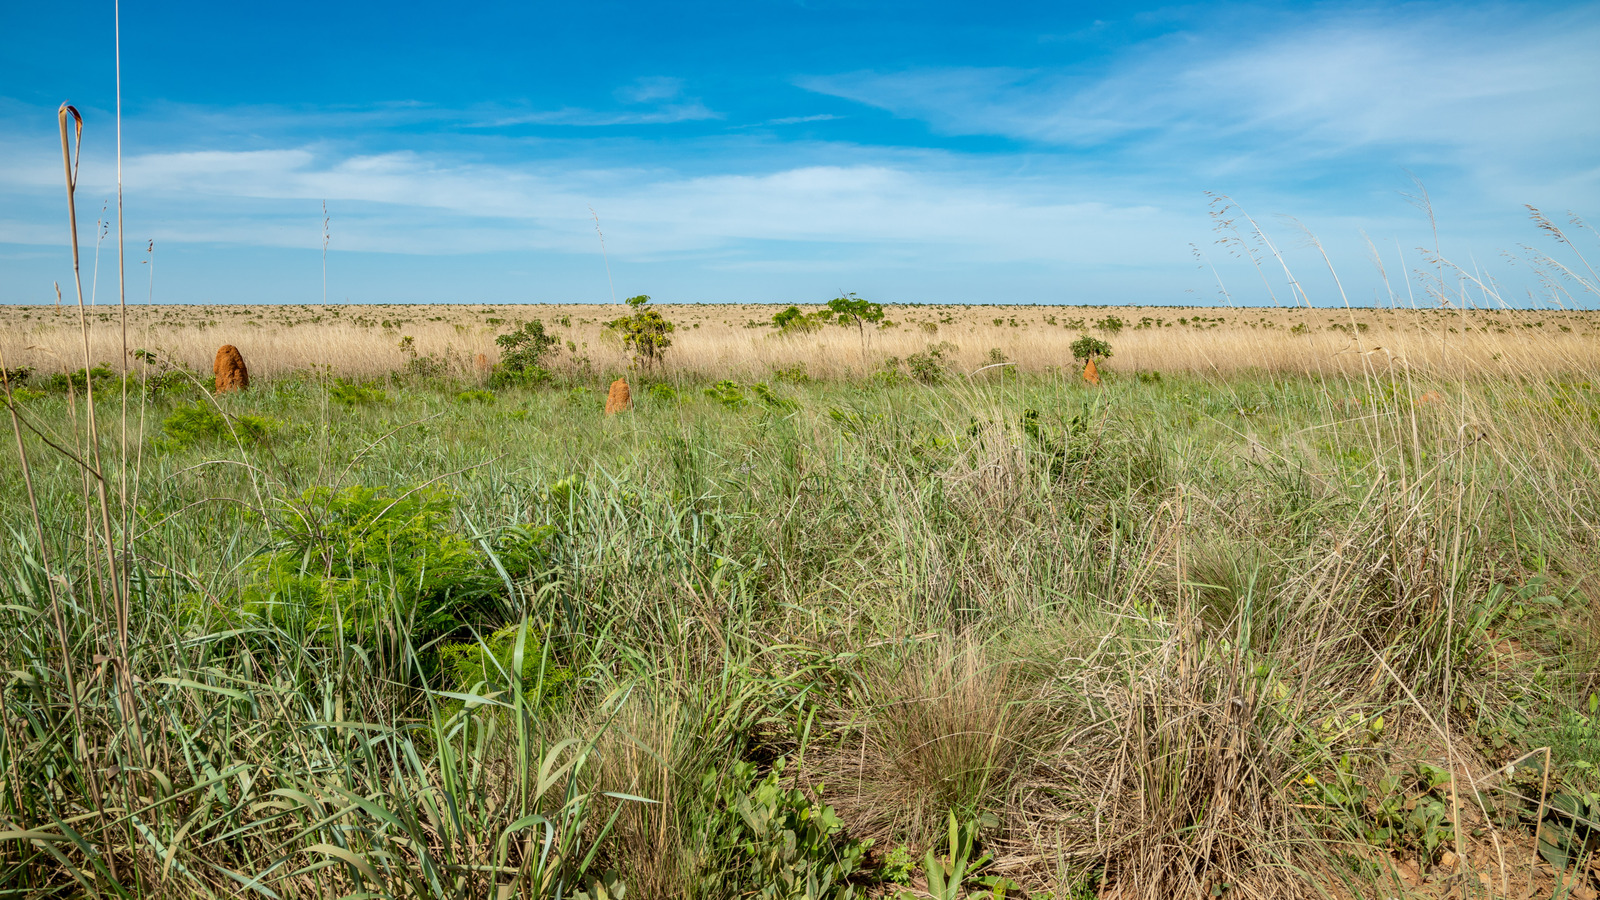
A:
[766, 114, 842, 125]
[798, 6, 1600, 203]
[616, 76, 685, 104]
[0, 129, 1196, 263]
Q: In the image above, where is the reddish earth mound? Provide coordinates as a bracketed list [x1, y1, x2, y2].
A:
[214, 344, 249, 393]
[605, 378, 631, 415]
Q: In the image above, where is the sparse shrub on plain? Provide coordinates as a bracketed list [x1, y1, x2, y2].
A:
[456, 388, 495, 404]
[606, 294, 675, 369]
[772, 304, 824, 334]
[1094, 315, 1124, 334]
[869, 356, 911, 386]
[45, 364, 116, 392]
[647, 381, 680, 404]
[1070, 334, 1113, 363]
[492, 319, 560, 386]
[905, 341, 957, 383]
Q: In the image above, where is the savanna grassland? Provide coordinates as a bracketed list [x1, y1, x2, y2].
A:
[4, 302, 1599, 380]
[1, 301, 1599, 900]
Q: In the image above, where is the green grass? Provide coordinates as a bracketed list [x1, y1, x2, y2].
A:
[1, 364, 1597, 898]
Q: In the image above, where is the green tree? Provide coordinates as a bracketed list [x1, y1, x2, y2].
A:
[1070, 334, 1113, 363]
[606, 294, 675, 369]
[826, 293, 885, 359]
[493, 320, 560, 385]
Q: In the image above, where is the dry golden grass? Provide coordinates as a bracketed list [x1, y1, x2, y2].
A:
[2, 302, 1597, 381]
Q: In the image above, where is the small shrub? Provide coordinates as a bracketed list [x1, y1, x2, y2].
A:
[45, 365, 116, 392]
[330, 379, 387, 406]
[606, 295, 675, 369]
[1094, 315, 1124, 334]
[906, 342, 957, 383]
[881, 845, 915, 886]
[439, 619, 572, 705]
[247, 485, 501, 644]
[1070, 335, 1113, 363]
[492, 320, 560, 386]
[772, 305, 823, 334]
[705, 379, 748, 409]
[456, 389, 495, 404]
[869, 356, 911, 387]
[160, 401, 278, 451]
[647, 382, 680, 404]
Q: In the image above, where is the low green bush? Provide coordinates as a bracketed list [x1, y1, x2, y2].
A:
[160, 401, 278, 451]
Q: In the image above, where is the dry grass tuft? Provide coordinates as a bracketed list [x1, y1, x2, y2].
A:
[818, 641, 1036, 851]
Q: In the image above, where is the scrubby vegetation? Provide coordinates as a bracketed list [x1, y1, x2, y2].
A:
[2, 348, 1598, 898]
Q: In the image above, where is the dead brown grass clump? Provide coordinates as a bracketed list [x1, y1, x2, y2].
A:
[815, 641, 1036, 852]
[605, 377, 632, 414]
[1061, 627, 1309, 900]
[213, 343, 248, 392]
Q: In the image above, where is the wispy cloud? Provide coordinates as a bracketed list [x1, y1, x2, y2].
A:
[799, 6, 1600, 203]
[766, 114, 841, 125]
[479, 75, 720, 127]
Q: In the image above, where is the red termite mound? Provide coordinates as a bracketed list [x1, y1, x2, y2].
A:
[214, 344, 249, 393]
[605, 378, 632, 415]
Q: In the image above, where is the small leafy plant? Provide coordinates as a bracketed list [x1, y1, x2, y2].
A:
[705, 379, 748, 409]
[330, 379, 387, 406]
[606, 295, 675, 369]
[160, 401, 278, 451]
[493, 320, 560, 386]
[906, 342, 958, 383]
[246, 485, 500, 645]
[695, 758, 870, 899]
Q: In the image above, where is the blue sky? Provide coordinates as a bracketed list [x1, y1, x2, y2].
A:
[2, 1, 1597, 307]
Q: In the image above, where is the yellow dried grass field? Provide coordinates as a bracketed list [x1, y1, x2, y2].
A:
[3, 302, 1597, 381]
